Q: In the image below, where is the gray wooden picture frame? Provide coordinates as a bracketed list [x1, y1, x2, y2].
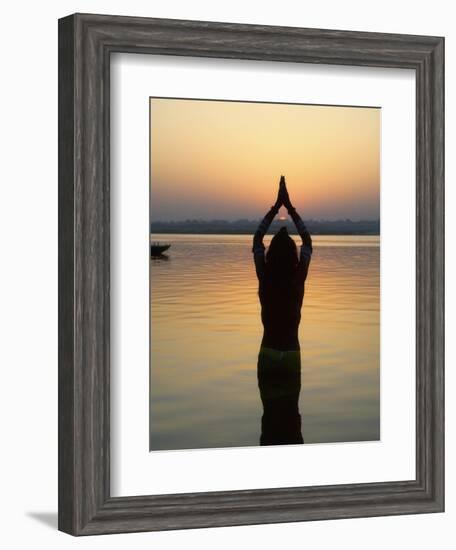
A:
[58, 13, 444, 536]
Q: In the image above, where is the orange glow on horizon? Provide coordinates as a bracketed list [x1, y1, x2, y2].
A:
[150, 98, 380, 221]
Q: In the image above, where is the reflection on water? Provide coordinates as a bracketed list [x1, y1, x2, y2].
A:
[150, 234, 380, 451]
[257, 347, 303, 445]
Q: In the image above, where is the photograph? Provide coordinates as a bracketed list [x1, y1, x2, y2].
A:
[149, 98, 381, 451]
[0, 0, 447, 541]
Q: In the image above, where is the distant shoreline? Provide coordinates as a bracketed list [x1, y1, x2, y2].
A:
[150, 231, 380, 236]
[150, 219, 380, 236]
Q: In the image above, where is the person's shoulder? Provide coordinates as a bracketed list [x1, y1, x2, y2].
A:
[300, 244, 312, 259]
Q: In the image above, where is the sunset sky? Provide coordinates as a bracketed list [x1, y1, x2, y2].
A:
[150, 98, 380, 221]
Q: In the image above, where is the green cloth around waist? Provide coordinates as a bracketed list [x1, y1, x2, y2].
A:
[258, 346, 301, 365]
[257, 346, 301, 401]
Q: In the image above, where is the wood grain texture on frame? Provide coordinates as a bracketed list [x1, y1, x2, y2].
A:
[58, 13, 444, 535]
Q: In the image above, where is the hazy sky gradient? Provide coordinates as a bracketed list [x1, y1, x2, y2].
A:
[150, 98, 380, 221]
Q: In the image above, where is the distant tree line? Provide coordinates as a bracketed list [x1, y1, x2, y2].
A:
[150, 218, 380, 235]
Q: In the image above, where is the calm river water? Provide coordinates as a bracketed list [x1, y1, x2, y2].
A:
[150, 234, 380, 451]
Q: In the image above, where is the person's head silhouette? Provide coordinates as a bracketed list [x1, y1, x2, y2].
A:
[266, 226, 298, 278]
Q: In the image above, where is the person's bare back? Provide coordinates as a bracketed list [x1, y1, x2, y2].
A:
[252, 176, 312, 351]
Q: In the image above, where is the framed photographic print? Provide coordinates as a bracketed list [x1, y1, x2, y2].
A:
[58, 13, 444, 535]
[148, 99, 381, 452]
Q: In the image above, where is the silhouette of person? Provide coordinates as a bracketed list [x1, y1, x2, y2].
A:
[252, 176, 313, 445]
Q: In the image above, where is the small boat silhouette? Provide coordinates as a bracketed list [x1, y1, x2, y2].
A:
[150, 242, 171, 256]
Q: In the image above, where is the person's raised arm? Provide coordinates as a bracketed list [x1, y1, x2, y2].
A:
[280, 177, 312, 278]
[252, 181, 282, 279]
